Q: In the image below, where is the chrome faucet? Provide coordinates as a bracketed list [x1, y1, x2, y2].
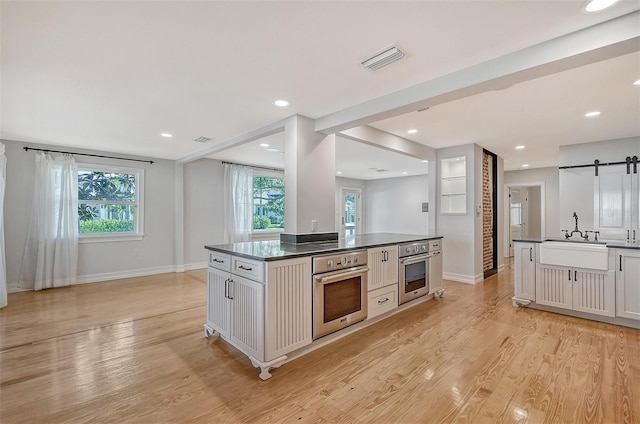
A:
[561, 211, 584, 240]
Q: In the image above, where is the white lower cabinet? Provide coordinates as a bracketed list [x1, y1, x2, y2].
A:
[616, 249, 640, 320]
[513, 242, 536, 302]
[367, 246, 398, 291]
[366, 246, 399, 318]
[207, 255, 312, 380]
[368, 285, 398, 319]
[536, 263, 615, 317]
[228, 275, 264, 360]
[207, 268, 264, 359]
[207, 267, 231, 339]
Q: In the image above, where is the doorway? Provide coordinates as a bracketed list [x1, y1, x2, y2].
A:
[505, 183, 544, 257]
[482, 149, 498, 279]
[340, 188, 361, 237]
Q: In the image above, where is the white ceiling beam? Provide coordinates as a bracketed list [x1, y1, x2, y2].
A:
[176, 117, 289, 163]
[339, 126, 435, 160]
[315, 11, 640, 135]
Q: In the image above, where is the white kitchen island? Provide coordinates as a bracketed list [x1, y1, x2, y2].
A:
[513, 238, 640, 329]
[204, 233, 443, 380]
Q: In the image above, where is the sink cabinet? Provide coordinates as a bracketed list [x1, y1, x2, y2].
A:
[616, 249, 640, 320]
[513, 242, 536, 303]
[535, 263, 615, 317]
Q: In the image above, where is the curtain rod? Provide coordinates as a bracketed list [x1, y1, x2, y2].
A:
[23, 147, 154, 164]
[222, 160, 283, 173]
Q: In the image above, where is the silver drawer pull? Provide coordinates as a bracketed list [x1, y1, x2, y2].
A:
[378, 297, 390, 304]
[238, 265, 253, 271]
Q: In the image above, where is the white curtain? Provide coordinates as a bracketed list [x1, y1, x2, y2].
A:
[0, 143, 7, 308]
[19, 152, 79, 291]
[223, 163, 253, 243]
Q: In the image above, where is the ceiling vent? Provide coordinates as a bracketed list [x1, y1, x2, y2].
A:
[360, 45, 405, 71]
[194, 136, 212, 143]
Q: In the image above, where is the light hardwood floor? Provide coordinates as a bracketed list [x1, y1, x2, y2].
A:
[1, 262, 638, 423]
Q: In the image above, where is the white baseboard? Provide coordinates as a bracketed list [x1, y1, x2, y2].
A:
[7, 283, 30, 293]
[76, 265, 177, 285]
[183, 262, 207, 271]
[7, 263, 208, 293]
[444, 272, 484, 285]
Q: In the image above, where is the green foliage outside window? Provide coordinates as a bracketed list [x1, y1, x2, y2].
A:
[78, 170, 138, 234]
[253, 176, 284, 230]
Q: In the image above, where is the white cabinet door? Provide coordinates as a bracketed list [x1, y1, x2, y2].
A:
[514, 243, 536, 301]
[367, 246, 398, 291]
[535, 264, 572, 310]
[594, 165, 632, 241]
[616, 249, 640, 320]
[207, 268, 231, 338]
[229, 275, 264, 361]
[429, 250, 443, 294]
[265, 257, 312, 361]
[572, 268, 615, 317]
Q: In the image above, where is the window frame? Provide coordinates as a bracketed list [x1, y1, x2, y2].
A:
[252, 168, 285, 235]
[77, 162, 145, 243]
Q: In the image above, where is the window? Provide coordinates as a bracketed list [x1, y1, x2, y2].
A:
[253, 172, 284, 231]
[77, 164, 144, 241]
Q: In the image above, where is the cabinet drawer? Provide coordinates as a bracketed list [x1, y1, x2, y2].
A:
[232, 256, 265, 283]
[429, 240, 442, 252]
[209, 252, 231, 272]
[368, 285, 398, 319]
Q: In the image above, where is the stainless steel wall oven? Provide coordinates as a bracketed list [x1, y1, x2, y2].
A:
[312, 250, 368, 339]
[398, 241, 430, 305]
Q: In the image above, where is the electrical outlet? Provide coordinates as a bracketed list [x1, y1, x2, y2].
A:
[311, 220, 318, 232]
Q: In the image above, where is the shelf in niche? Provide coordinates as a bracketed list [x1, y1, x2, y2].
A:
[441, 156, 467, 215]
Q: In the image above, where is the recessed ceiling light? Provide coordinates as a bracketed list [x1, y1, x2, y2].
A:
[583, 0, 620, 13]
[585, 111, 601, 117]
[337, 171, 343, 175]
[402, 171, 408, 175]
[260, 143, 270, 147]
[407, 129, 418, 134]
[273, 99, 289, 107]
[267, 148, 279, 152]
[522, 164, 530, 168]
[160, 133, 173, 138]
[515, 145, 525, 150]
[421, 160, 428, 163]
[634, 79, 640, 86]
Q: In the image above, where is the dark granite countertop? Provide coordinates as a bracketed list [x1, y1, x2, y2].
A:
[512, 238, 640, 250]
[205, 233, 443, 261]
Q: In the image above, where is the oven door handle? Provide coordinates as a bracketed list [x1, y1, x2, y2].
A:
[314, 266, 369, 283]
[399, 254, 431, 266]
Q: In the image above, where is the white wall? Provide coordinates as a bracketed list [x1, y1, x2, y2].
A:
[3, 139, 177, 287]
[183, 158, 224, 267]
[437, 143, 480, 283]
[365, 175, 429, 235]
[504, 166, 560, 238]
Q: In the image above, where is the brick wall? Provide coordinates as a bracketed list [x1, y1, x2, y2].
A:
[482, 152, 493, 272]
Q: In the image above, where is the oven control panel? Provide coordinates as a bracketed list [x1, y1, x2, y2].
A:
[398, 241, 429, 258]
[313, 250, 368, 274]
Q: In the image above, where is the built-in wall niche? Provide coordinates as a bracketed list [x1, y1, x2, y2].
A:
[441, 156, 467, 214]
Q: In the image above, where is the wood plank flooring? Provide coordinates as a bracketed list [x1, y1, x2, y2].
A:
[1, 262, 638, 423]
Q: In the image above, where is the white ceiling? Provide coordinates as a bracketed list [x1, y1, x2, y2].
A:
[2, 1, 639, 171]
